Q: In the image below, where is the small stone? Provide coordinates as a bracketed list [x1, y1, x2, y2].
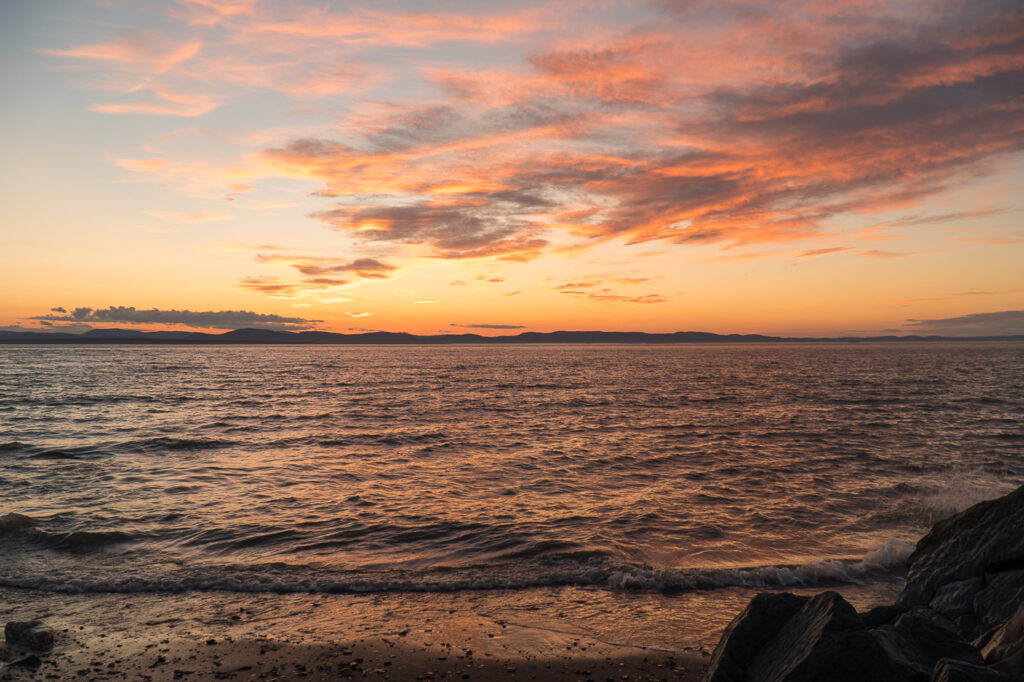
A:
[5, 621, 55, 651]
[13, 654, 42, 668]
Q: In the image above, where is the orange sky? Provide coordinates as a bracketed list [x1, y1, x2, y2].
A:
[1, 0, 1022, 336]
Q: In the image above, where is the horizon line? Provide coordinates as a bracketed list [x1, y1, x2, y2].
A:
[2, 328, 1023, 344]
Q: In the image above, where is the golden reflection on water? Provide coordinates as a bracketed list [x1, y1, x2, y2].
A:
[1, 344, 1020, 601]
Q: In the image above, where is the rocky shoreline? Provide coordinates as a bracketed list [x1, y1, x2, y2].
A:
[703, 485, 1024, 681]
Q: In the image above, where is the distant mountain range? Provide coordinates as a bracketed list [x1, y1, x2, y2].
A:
[1, 328, 1022, 344]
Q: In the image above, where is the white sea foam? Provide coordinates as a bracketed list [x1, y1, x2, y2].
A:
[917, 469, 1017, 521]
[0, 540, 911, 596]
[606, 539, 913, 592]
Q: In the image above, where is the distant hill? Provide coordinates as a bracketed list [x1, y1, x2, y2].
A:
[1, 327, 1022, 344]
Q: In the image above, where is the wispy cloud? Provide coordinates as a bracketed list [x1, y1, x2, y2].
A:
[558, 290, 667, 304]
[798, 247, 851, 258]
[237, 254, 396, 299]
[859, 250, 912, 258]
[238, 276, 351, 298]
[905, 310, 1024, 336]
[144, 209, 234, 223]
[450, 323, 525, 329]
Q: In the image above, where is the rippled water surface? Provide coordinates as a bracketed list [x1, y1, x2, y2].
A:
[1, 343, 1022, 599]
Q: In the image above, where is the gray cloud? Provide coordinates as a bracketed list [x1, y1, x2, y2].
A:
[449, 323, 526, 330]
[31, 306, 319, 331]
[293, 257, 394, 277]
[255, 254, 395, 278]
[311, 201, 550, 260]
[1, 324, 93, 334]
[905, 310, 1024, 336]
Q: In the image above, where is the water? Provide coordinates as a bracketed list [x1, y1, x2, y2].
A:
[1, 343, 1021, 637]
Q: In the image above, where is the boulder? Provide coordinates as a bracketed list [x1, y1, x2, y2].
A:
[742, 591, 905, 682]
[973, 570, 1024, 633]
[871, 608, 983, 679]
[982, 600, 1024, 680]
[900, 487, 1024, 609]
[706, 487, 1024, 682]
[745, 592, 906, 682]
[930, 577, 984, 620]
[703, 592, 809, 682]
[862, 603, 906, 629]
[931, 658, 1005, 682]
[4, 621, 54, 651]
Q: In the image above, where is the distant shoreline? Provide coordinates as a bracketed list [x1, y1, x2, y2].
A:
[2, 328, 1022, 344]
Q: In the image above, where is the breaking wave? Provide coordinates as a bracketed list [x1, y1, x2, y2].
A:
[0, 541, 910, 595]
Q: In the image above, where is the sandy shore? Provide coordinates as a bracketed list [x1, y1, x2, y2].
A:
[0, 587, 707, 681]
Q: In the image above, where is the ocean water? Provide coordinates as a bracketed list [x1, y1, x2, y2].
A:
[1, 343, 1022, 643]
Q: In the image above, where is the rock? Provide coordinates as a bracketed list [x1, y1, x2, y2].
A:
[931, 577, 984, 620]
[703, 592, 809, 682]
[4, 621, 54, 651]
[931, 658, 1005, 682]
[982, 601, 1024, 680]
[871, 608, 983, 679]
[862, 603, 906, 629]
[900, 487, 1024, 609]
[11, 654, 42, 669]
[973, 570, 1024, 632]
[743, 591, 906, 682]
[706, 487, 1024, 682]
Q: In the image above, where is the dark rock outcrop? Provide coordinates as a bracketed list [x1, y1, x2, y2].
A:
[931, 659, 1005, 682]
[973, 570, 1024, 636]
[704, 591, 906, 682]
[746, 591, 906, 682]
[863, 603, 907, 629]
[873, 608, 984, 679]
[704, 592, 809, 682]
[704, 485, 1024, 682]
[900, 486, 1024, 610]
[982, 601, 1024, 680]
[930, 578, 984, 621]
[4, 621, 54, 651]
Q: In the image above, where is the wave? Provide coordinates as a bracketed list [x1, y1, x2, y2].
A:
[0, 541, 910, 595]
[0, 512, 38, 534]
[2, 525, 137, 551]
[0, 442, 108, 460]
[1, 512, 138, 551]
[0, 437, 237, 459]
[605, 539, 914, 591]
[44, 530, 136, 550]
[128, 436, 238, 452]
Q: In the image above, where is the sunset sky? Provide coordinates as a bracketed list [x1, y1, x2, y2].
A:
[1, 0, 1022, 336]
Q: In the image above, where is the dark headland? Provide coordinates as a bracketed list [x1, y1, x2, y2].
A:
[2, 328, 1023, 344]
[704, 485, 1024, 682]
[3, 487, 1022, 680]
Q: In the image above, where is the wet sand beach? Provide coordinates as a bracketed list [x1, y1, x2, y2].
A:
[0, 587, 707, 681]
